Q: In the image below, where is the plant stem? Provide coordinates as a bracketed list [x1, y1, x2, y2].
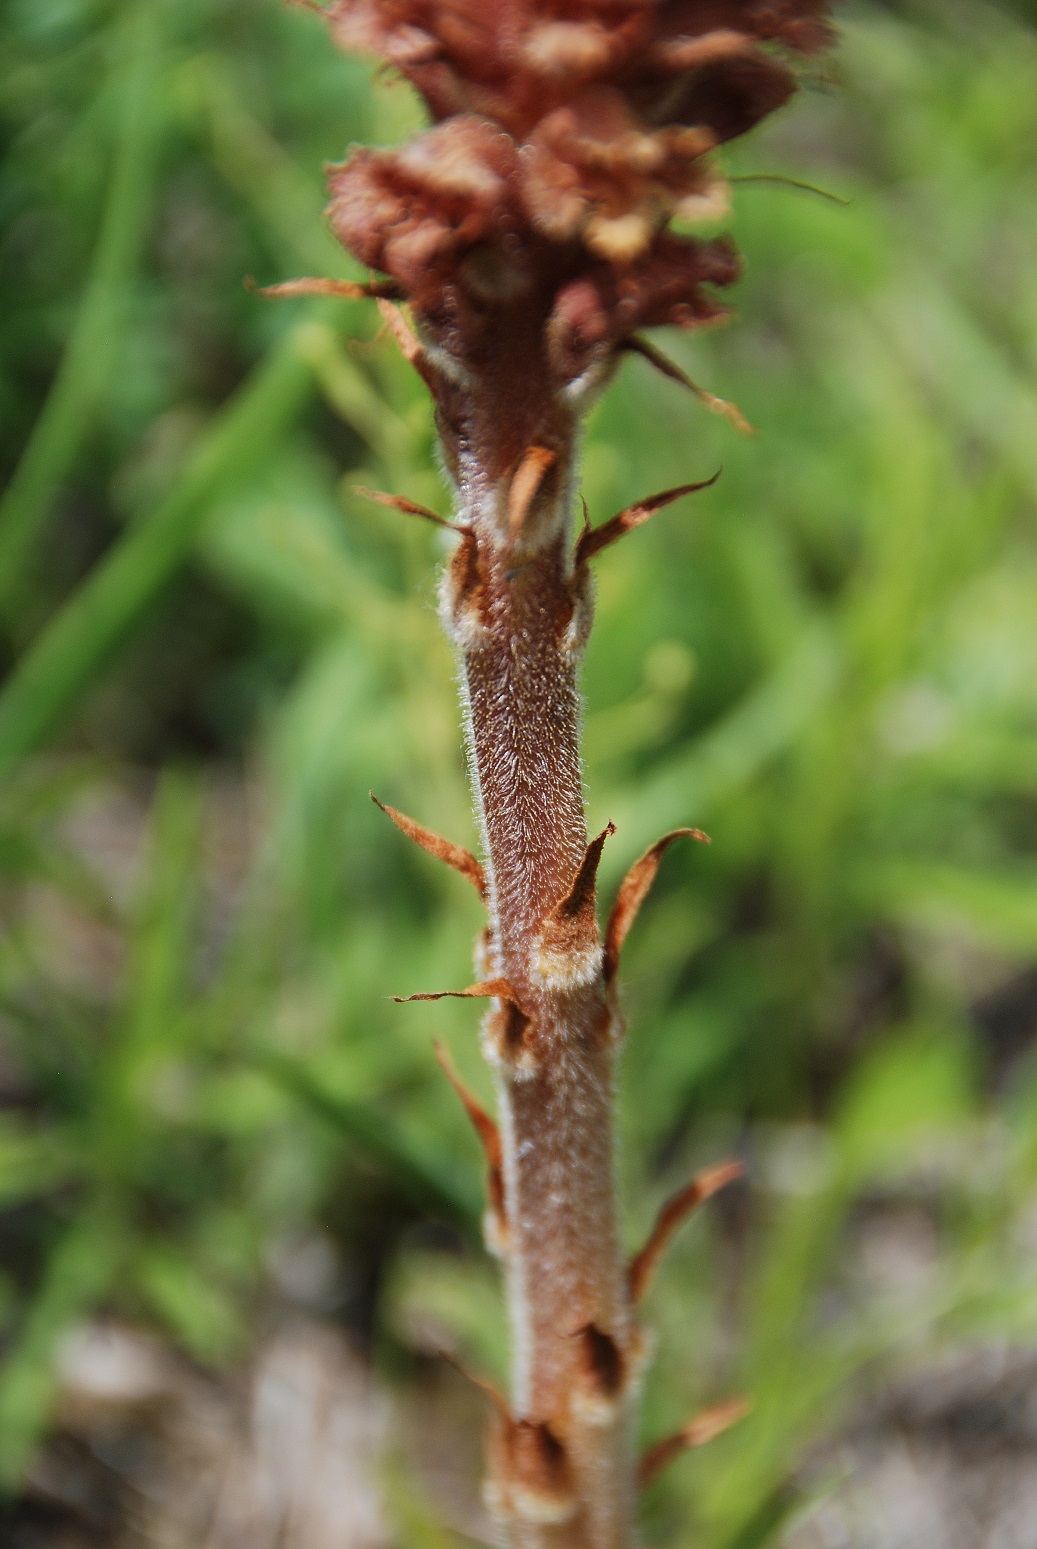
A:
[307, 6, 833, 1536]
[438, 327, 633, 1547]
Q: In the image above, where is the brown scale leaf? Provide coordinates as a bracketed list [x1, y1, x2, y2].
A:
[604, 826, 710, 983]
[443, 525, 492, 638]
[249, 274, 404, 301]
[670, 48, 796, 143]
[433, 1041, 501, 1169]
[354, 486, 465, 533]
[639, 1396, 751, 1488]
[371, 794, 485, 895]
[433, 1040, 506, 1240]
[489, 1417, 576, 1528]
[558, 823, 615, 922]
[576, 478, 719, 568]
[374, 297, 444, 396]
[507, 445, 557, 541]
[489, 997, 536, 1070]
[652, 28, 761, 73]
[574, 1323, 624, 1399]
[396, 984, 534, 1070]
[438, 1349, 512, 1423]
[627, 1160, 744, 1305]
[375, 298, 422, 360]
[392, 976, 517, 1006]
[622, 334, 754, 435]
[533, 824, 614, 991]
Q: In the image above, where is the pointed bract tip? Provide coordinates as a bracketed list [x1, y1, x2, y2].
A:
[375, 298, 420, 357]
[628, 1158, 744, 1304]
[250, 274, 403, 302]
[394, 977, 518, 1006]
[531, 824, 614, 991]
[639, 1396, 751, 1487]
[371, 793, 486, 897]
[437, 1348, 511, 1421]
[353, 486, 461, 530]
[576, 477, 720, 567]
[731, 172, 850, 207]
[559, 821, 615, 919]
[624, 335, 755, 435]
[374, 297, 444, 394]
[605, 826, 711, 982]
[434, 1041, 507, 1251]
[433, 1041, 502, 1166]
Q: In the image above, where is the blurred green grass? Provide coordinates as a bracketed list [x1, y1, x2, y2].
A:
[2, 0, 1037, 1543]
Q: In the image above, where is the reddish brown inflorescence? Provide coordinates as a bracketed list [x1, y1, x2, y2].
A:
[323, 1, 829, 436]
[299, 5, 832, 1547]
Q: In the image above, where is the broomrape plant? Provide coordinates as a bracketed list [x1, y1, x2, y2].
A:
[273, 4, 834, 1546]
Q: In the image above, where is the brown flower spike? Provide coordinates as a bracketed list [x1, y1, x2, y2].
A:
[293, 4, 832, 1546]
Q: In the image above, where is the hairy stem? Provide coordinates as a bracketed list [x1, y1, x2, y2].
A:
[438, 347, 634, 1546]
[251, 0, 828, 1535]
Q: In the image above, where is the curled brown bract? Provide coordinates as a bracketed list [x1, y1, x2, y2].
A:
[604, 827, 711, 984]
[628, 1160, 745, 1305]
[370, 793, 486, 895]
[639, 1396, 751, 1487]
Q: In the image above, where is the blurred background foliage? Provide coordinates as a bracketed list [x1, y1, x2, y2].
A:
[2, 0, 1037, 1545]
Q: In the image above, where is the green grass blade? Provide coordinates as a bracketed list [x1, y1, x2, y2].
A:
[0, 329, 318, 776]
[263, 1053, 483, 1239]
[0, 1201, 124, 1491]
[0, 6, 165, 616]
